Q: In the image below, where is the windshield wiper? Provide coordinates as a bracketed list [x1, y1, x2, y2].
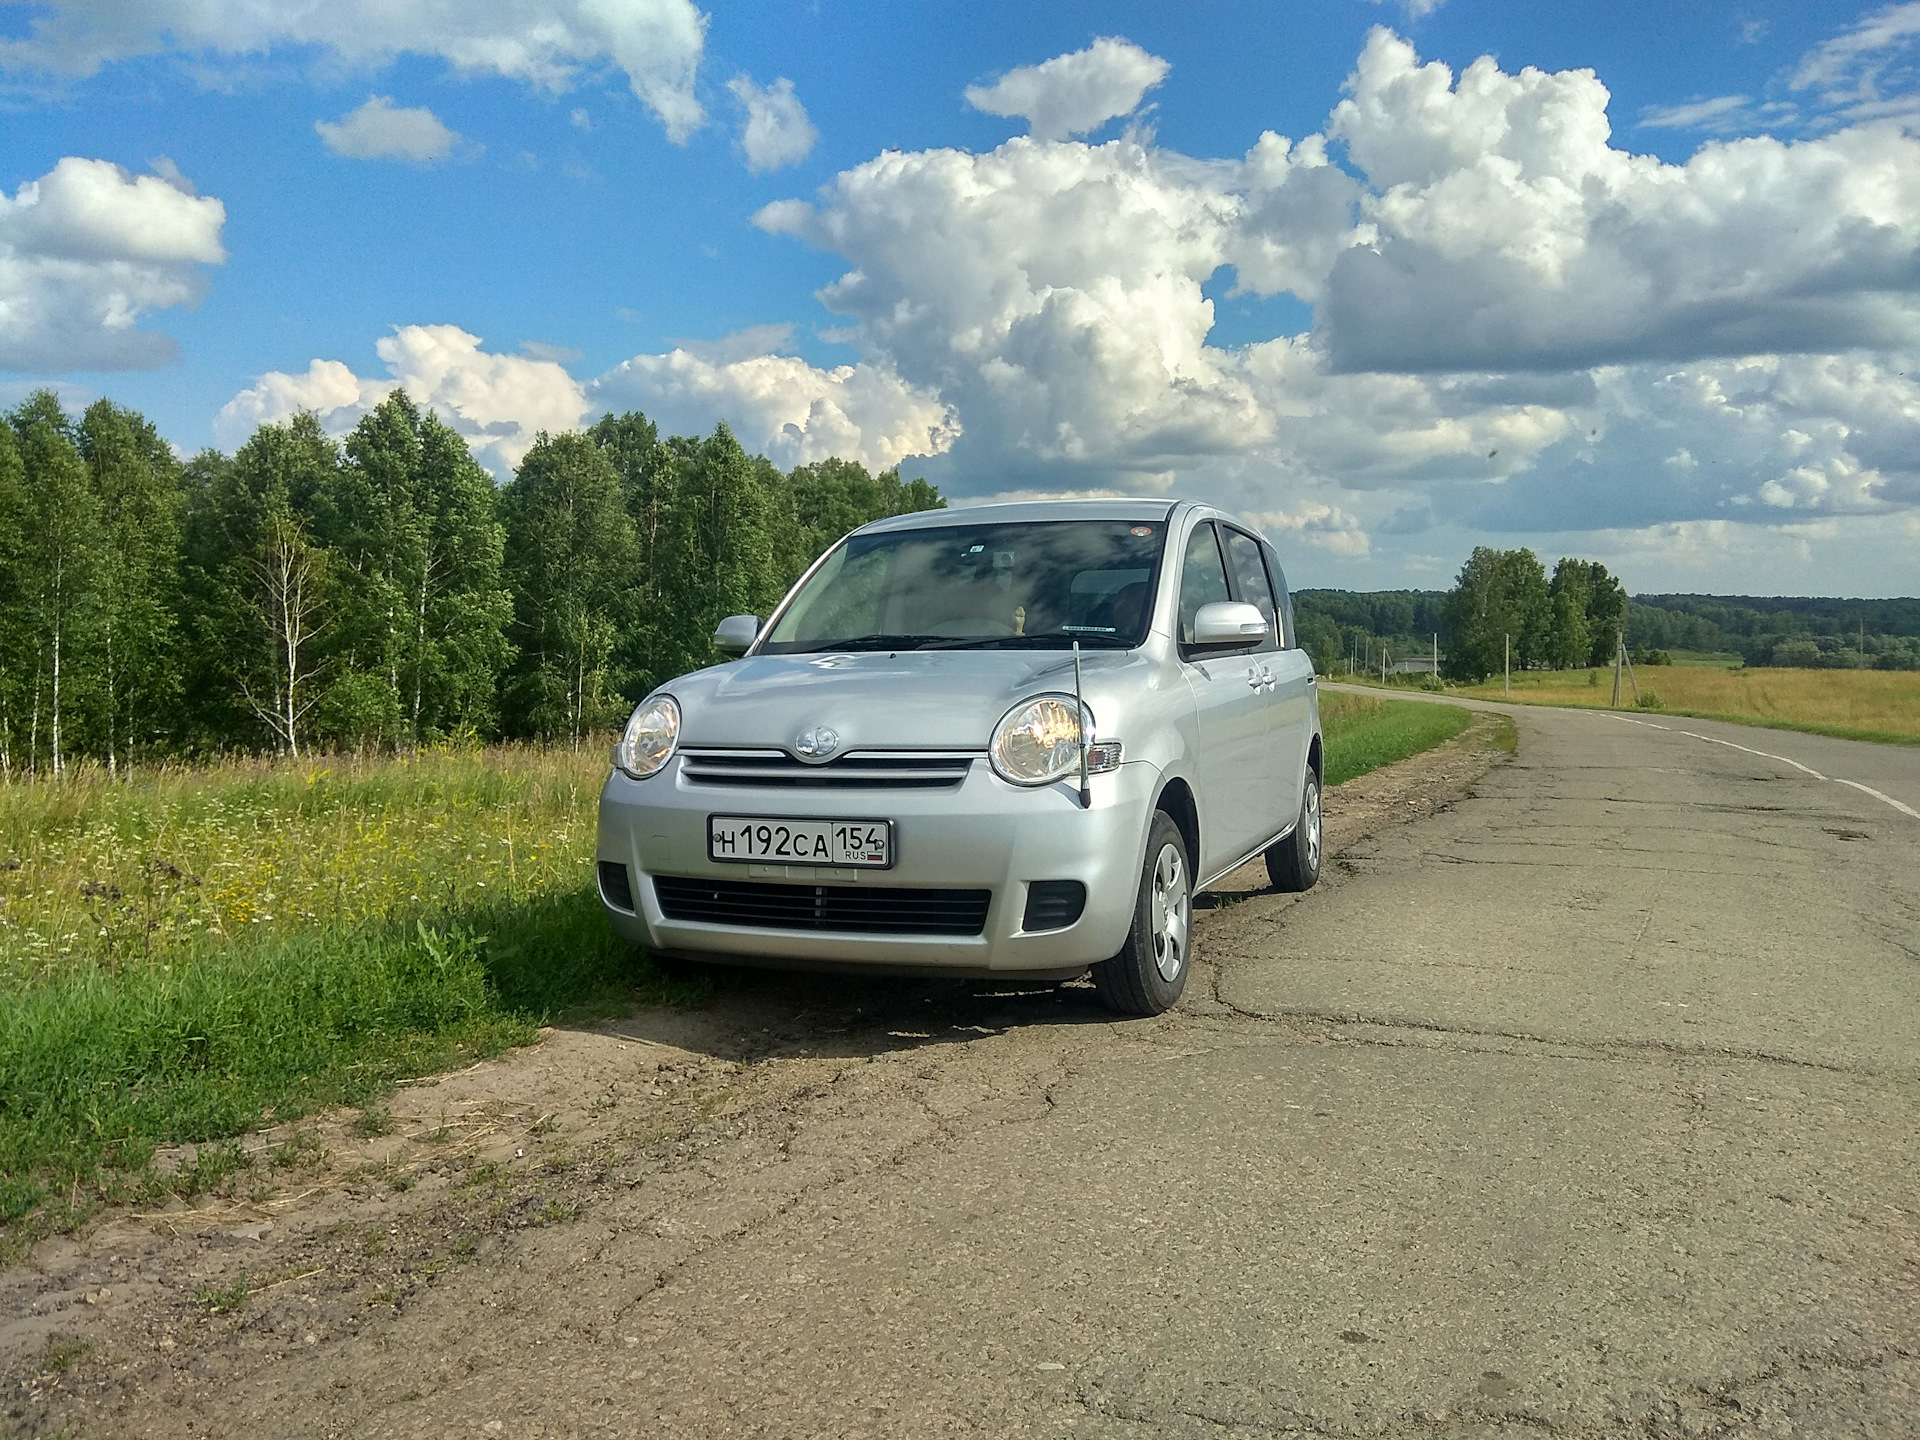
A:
[798, 634, 946, 653]
[918, 632, 1132, 651]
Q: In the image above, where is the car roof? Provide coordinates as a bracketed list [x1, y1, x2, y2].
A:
[855, 497, 1182, 534]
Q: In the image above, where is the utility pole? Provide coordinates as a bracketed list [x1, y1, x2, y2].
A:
[1611, 628, 1641, 707]
[1432, 632, 1438, 679]
[1504, 633, 1510, 698]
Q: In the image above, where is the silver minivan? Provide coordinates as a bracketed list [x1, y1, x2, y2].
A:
[595, 499, 1322, 1015]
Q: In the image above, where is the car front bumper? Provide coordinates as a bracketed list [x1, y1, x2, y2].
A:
[594, 753, 1159, 978]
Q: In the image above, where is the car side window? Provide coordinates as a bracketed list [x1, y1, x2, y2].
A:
[1222, 528, 1281, 653]
[1177, 522, 1233, 647]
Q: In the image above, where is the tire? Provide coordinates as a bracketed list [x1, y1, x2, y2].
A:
[1266, 765, 1322, 893]
[1091, 812, 1192, 1017]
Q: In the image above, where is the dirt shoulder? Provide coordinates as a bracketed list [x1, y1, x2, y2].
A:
[2, 716, 1512, 1440]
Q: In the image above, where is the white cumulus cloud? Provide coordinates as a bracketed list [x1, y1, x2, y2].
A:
[727, 75, 817, 173]
[0, 156, 226, 371]
[1318, 29, 1920, 373]
[217, 325, 590, 474]
[590, 342, 958, 471]
[964, 37, 1169, 140]
[1249, 502, 1372, 556]
[1, 0, 709, 141]
[316, 96, 463, 163]
[215, 324, 959, 479]
[741, 23, 1920, 590]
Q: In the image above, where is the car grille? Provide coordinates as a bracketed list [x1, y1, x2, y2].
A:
[679, 749, 976, 789]
[653, 876, 992, 936]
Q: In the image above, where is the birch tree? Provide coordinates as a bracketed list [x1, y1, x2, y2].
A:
[180, 415, 339, 754]
[6, 394, 103, 777]
[77, 400, 184, 771]
[0, 424, 25, 778]
[499, 432, 637, 743]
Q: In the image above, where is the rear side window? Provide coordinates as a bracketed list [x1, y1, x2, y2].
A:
[1222, 528, 1281, 652]
[1177, 522, 1232, 646]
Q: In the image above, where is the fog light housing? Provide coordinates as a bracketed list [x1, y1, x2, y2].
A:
[1022, 880, 1086, 932]
[597, 861, 635, 912]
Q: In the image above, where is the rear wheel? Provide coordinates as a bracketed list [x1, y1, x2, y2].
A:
[1091, 812, 1192, 1016]
[1266, 765, 1322, 893]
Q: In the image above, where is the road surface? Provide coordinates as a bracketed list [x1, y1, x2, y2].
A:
[8, 698, 1918, 1438]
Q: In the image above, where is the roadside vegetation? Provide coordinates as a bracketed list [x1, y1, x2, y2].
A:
[0, 695, 1472, 1247]
[1319, 691, 1474, 785]
[0, 742, 684, 1249]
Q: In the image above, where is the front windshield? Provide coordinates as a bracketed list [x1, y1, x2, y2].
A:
[761, 520, 1168, 654]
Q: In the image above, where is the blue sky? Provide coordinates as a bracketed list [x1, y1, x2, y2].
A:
[4, 0, 1920, 594]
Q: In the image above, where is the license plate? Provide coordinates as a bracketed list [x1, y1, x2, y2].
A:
[707, 815, 893, 868]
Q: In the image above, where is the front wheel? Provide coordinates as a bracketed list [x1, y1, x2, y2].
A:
[1091, 812, 1192, 1017]
[1266, 765, 1322, 893]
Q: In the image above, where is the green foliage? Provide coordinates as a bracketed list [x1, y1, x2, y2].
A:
[1546, 557, 1626, 670]
[0, 740, 703, 1242]
[1293, 588, 1447, 676]
[0, 388, 943, 765]
[180, 415, 341, 754]
[77, 400, 186, 769]
[316, 393, 514, 748]
[499, 432, 639, 742]
[4, 393, 107, 777]
[1440, 547, 1549, 683]
[1319, 692, 1474, 785]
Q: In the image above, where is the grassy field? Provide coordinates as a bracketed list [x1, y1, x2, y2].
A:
[0, 745, 678, 1246]
[1319, 690, 1476, 785]
[0, 701, 1474, 1246]
[1446, 664, 1920, 745]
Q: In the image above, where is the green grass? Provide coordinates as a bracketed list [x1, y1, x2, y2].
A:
[1320, 690, 1475, 786]
[0, 744, 701, 1250]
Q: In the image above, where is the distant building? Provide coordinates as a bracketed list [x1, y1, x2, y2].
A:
[1388, 656, 1439, 675]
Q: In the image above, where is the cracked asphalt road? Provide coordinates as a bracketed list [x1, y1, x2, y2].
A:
[10, 701, 1919, 1438]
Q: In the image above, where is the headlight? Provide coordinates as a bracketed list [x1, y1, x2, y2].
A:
[990, 695, 1091, 786]
[615, 695, 680, 778]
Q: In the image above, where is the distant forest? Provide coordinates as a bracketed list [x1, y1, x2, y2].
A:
[1296, 585, 1920, 675]
[0, 390, 941, 776]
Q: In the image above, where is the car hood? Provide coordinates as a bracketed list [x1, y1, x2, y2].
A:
[661, 649, 1155, 753]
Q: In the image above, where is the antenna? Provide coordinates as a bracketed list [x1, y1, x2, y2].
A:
[1073, 641, 1091, 810]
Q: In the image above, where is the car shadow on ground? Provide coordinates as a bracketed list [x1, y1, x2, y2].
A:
[570, 855, 1284, 1065]
[576, 963, 1123, 1066]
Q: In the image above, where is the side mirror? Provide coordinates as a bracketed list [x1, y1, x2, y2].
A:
[713, 614, 762, 655]
[1191, 601, 1268, 647]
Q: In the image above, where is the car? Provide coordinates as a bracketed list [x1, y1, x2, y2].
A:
[594, 498, 1323, 1016]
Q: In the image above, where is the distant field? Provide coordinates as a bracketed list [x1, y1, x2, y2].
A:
[1449, 665, 1920, 745]
[0, 698, 1476, 1246]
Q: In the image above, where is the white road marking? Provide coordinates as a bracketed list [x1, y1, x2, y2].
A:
[1672, 730, 1828, 781]
[1835, 779, 1920, 820]
[1588, 710, 1920, 820]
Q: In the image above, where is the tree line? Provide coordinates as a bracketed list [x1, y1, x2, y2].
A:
[1438, 547, 1629, 684]
[0, 391, 942, 775]
[1294, 551, 1629, 682]
[1627, 594, 1920, 670]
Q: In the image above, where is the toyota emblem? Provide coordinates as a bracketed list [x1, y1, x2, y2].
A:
[793, 726, 841, 761]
